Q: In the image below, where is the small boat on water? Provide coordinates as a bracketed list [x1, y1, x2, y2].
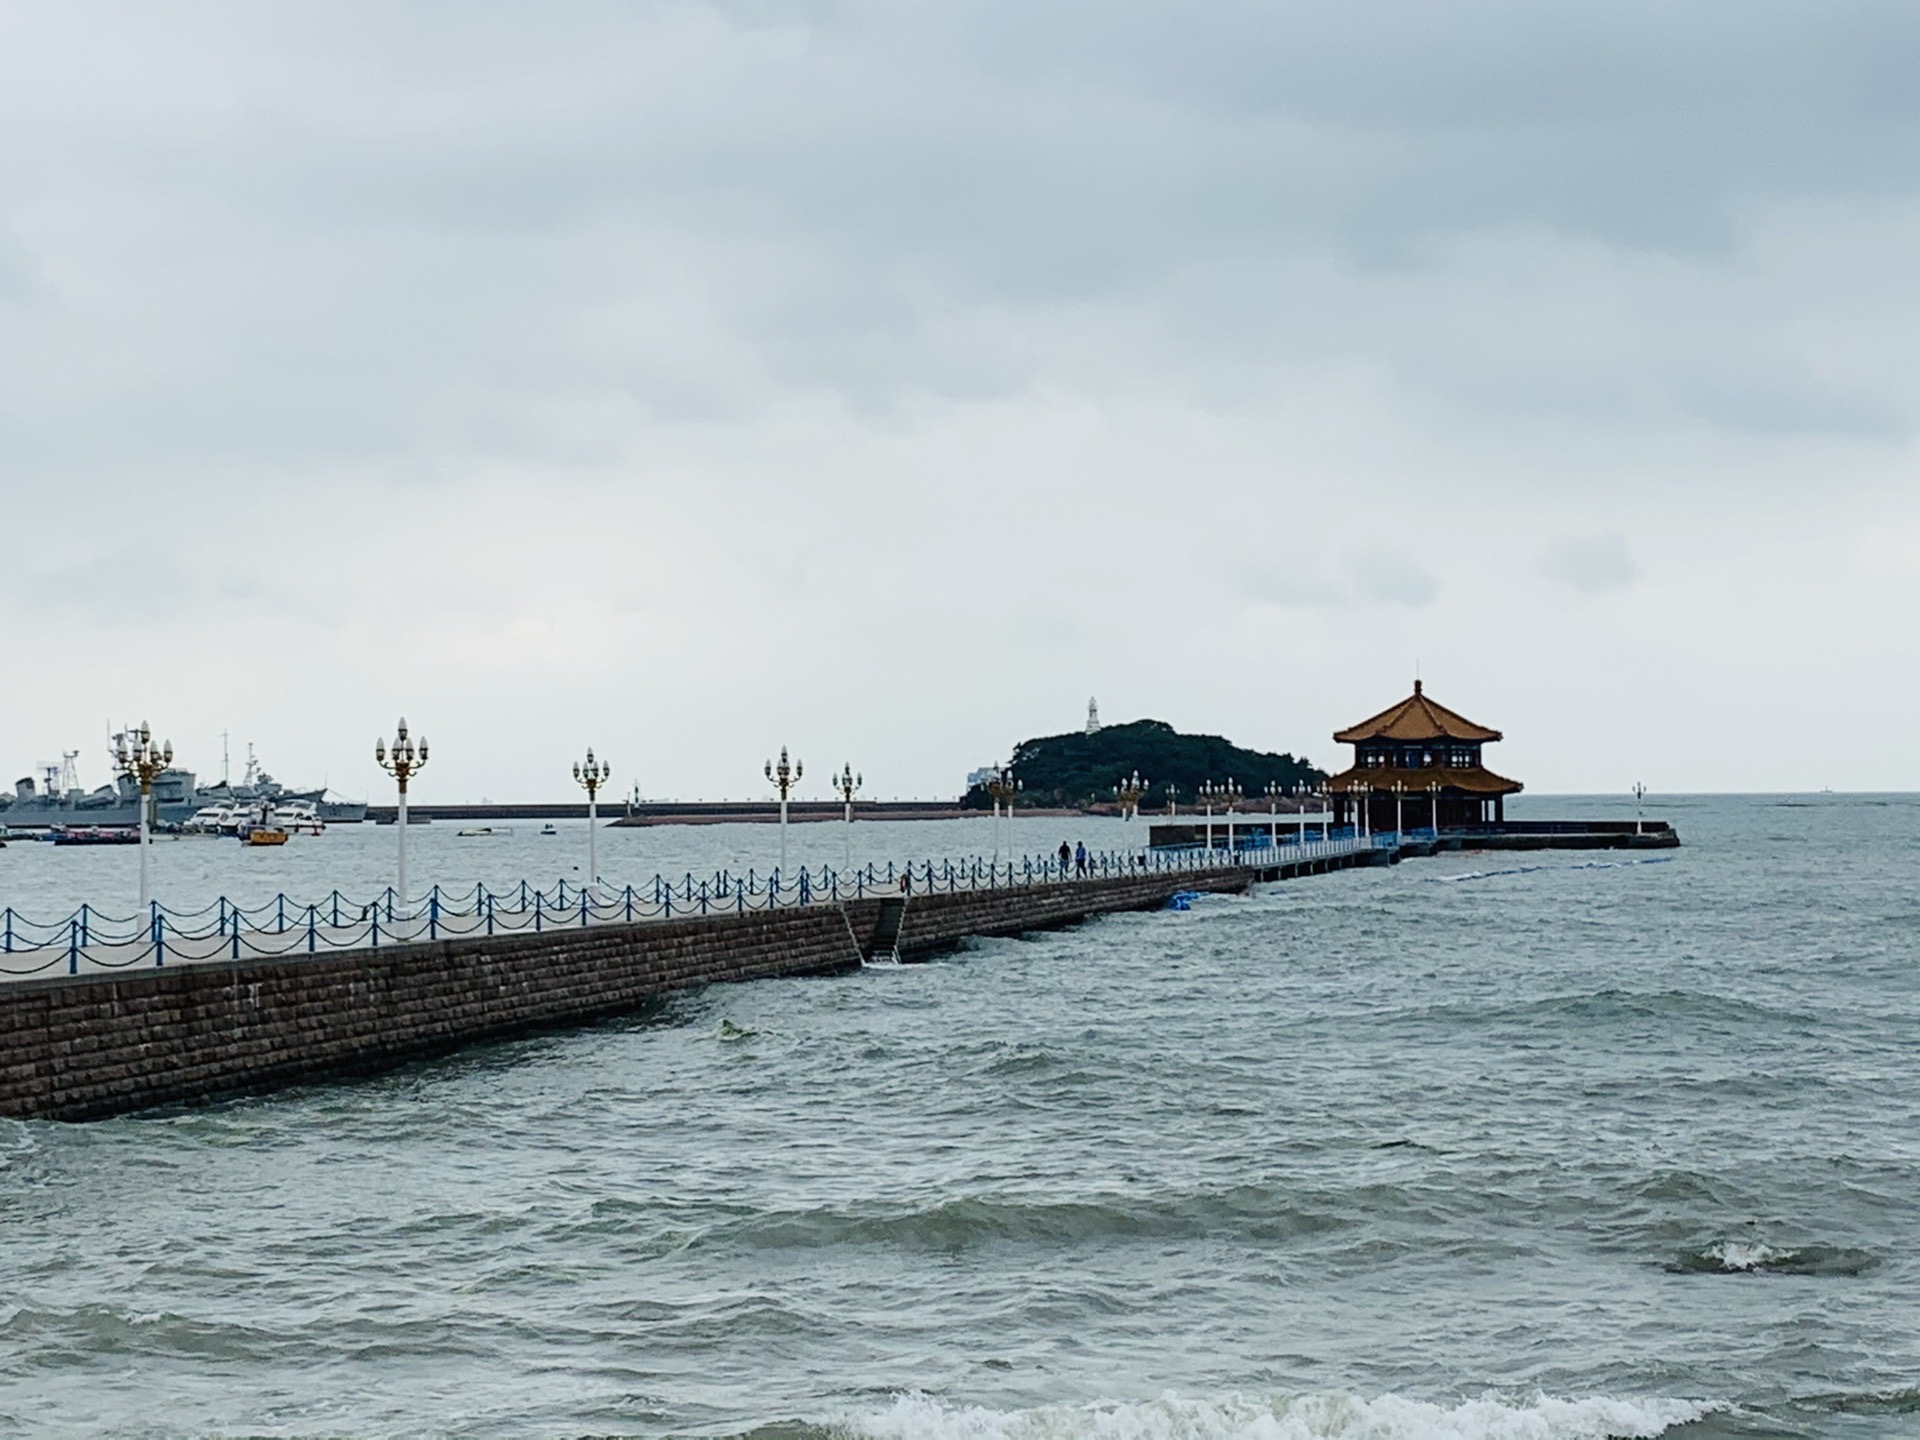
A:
[540, 823, 558, 837]
[50, 826, 141, 846]
[275, 800, 326, 836]
[234, 799, 310, 845]
[457, 826, 514, 837]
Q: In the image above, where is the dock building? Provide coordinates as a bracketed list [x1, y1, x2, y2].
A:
[1324, 681, 1523, 834]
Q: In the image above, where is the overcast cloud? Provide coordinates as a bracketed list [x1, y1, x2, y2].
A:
[1, 1, 1916, 799]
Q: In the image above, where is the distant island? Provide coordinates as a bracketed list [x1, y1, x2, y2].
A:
[962, 718, 1324, 811]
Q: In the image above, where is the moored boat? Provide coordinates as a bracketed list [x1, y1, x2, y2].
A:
[49, 826, 141, 846]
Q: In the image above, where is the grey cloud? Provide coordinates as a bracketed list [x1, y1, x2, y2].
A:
[1541, 533, 1638, 593]
[0, 0, 1917, 490]
[1347, 551, 1438, 608]
[0, 229, 42, 302]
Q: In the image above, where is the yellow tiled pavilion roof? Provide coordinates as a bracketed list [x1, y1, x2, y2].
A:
[1333, 681, 1502, 744]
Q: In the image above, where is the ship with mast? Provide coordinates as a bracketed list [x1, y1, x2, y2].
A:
[0, 733, 367, 831]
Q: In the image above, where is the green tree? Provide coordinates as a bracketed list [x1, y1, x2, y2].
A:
[961, 719, 1324, 810]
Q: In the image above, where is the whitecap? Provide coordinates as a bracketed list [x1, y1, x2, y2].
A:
[1701, 1239, 1796, 1272]
[842, 1389, 1719, 1440]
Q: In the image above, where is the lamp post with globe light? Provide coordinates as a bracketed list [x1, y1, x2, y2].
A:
[573, 748, 610, 884]
[1265, 780, 1285, 852]
[834, 763, 862, 871]
[1197, 780, 1221, 855]
[984, 765, 1021, 865]
[1114, 771, 1149, 822]
[375, 719, 427, 920]
[113, 722, 171, 912]
[765, 747, 803, 875]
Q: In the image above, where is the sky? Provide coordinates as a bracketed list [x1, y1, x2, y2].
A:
[2, 1, 1916, 803]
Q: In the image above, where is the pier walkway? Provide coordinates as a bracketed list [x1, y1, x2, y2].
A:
[0, 834, 1386, 984]
[0, 834, 1395, 1121]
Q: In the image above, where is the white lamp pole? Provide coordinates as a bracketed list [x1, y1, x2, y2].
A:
[573, 748, 610, 884]
[375, 718, 427, 922]
[985, 764, 1020, 868]
[835, 762, 862, 871]
[765, 747, 802, 876]
[114, 722, 172, 913]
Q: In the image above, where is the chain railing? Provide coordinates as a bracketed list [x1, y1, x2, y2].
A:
[0, 831, 1388, 981]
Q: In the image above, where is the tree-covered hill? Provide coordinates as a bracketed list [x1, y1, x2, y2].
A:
[962, 719, 1325, 810]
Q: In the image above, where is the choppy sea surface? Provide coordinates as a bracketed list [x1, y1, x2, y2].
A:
[1, 793, 1916, 1440]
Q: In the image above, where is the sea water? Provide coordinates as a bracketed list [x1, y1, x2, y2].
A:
[1, 794, 1915, 1438]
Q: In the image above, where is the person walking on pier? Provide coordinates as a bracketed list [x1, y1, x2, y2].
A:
[1058, 840, 1071, 876]
[1074, 841, 1088, 877]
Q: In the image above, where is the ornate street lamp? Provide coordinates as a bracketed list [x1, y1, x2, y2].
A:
[834, 762, 862, 870]
[1114, 770, 1149, 821]
[1391, 779, 1407, 837]
[1218, 778, 1243, 855]
[984, 764, 1020, 863]
[765, 746, 803, 874]
[1427, 779, 1442, 836]
[1164, 782, 1179, 820]
[573, 747, 610, 884]
[1197, 780, 1221, 854]
[113, 722, 171, 911]
[1264, 780, 1284, 851]
[375, 718, 427, 917]
[1354, 780, 1371, 840]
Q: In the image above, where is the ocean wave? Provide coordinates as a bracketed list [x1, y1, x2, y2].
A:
[1668, 1239, 1878, 1276]
[1793, 1385, 1920, 1416]
[0, 1121, 37, 1168]
[1430, 857, 1674, 884]
[701, 1186, 1353, 1253]
[830, 1390, 1721, 1440]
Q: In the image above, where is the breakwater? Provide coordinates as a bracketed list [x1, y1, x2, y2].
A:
[0, 838, 1385, 1121]
[1148, 818, 1681, 851]
[361, 799, 982, 825]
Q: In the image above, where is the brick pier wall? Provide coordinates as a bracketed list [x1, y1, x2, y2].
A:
[0, 867, 1250, 1122]
[844, 868, 1253, 959]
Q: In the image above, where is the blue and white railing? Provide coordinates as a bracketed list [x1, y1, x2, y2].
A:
[0, 831, 1386, 980]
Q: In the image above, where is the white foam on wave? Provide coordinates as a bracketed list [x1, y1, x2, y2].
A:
[1431, 857, 1674, 885]
[0, 1120, 37, 1165]
[1702, 1239, 1795, 1272]
[843, 1390, 1718, 1440]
